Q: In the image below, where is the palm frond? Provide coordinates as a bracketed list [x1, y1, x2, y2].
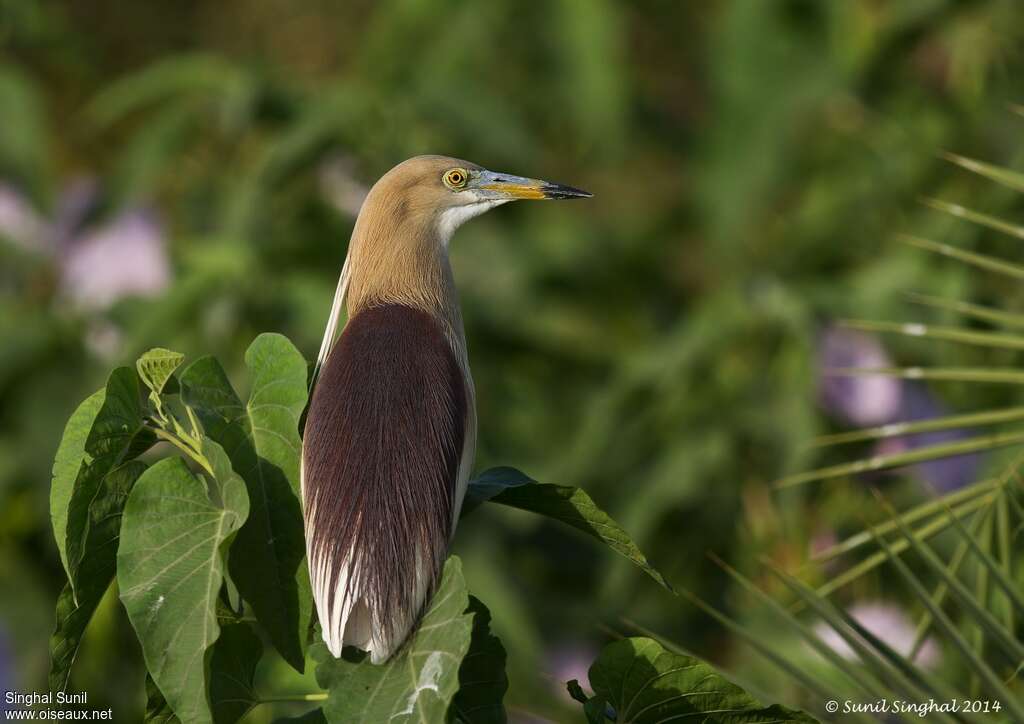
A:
[900, 234, 1024, 280]
[942, 152, 1024, 193]
[841, 319, 1024, 352]
[779, 432, 1024, 488]
[922, 197, 1024, 241]
[689, 148, 1024, 721]
[905, 292, 1024, 330]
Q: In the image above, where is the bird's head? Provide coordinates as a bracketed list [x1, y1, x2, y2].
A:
[363, 155, 592, 244]
[339, 155, 590, 325]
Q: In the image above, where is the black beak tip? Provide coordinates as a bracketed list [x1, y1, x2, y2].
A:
[542, 183, 593, 200]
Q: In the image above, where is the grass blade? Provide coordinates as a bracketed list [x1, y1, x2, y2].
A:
[813, 481, 997, 562]
[996, 495, 1015, 636]
[708, 555, 894, 703]
[841, 319, 1024, 351]
[942, 153, 1024, 194]
[811, 409, 1024, 448]
[866, 522, 1024, 721]
[671, 587, 861, 720]
[900, 235, 1024, 281]
[765, 564, 964, 724]
[815, 493, 996, 598]
[970, 514, 992, 698]
[922, 197, 1024, 241]
[778, 433, 1024, 488]
[938, 480, 1024, 618]
[909, 507, 991, 661]
[826, 367, 1024, 384]
[875, 493, 1024, 665]
[905, 292, 1024, 331]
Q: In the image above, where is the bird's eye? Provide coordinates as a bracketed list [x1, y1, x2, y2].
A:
[443, 168, 468, 189]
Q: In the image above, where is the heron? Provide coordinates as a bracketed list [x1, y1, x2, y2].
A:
[301, 155, 590, 662]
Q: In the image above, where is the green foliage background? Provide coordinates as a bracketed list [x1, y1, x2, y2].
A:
[3, 0, 1024, 720]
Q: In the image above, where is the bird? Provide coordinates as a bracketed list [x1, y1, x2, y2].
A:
[301, 155, 591, 663]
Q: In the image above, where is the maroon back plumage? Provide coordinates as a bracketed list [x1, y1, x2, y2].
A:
[302, 303, 467, 660]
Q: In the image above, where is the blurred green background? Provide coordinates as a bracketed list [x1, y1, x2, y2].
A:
[3, 0, 1024, 720]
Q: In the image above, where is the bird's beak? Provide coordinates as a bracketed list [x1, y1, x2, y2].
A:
[474, 170, 592, 201]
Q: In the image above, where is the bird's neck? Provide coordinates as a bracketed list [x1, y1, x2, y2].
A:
[345, 214, 464, 341]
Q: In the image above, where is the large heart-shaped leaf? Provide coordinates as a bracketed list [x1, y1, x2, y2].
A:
[144, 674, 180, 724]
[273, 711, 326, 723]
[118, 441, 249, 724]
[466, 468, 670, 592]
[50, 388, 105, 579]
[312, 557, 474, 723]
[451, 596, 508, 724]
[53, 367, 155, 596]
[577, 637, 817, 723]
[180, 332, 310, 671]
[210, 623, 263, 724]
[49, 461, 147, 692]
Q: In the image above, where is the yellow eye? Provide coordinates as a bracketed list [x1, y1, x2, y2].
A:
[443, 168, 468, 189]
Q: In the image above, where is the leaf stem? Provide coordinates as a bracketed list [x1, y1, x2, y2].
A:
[256, 693, 328, 704]
[150, 427, 214, 476]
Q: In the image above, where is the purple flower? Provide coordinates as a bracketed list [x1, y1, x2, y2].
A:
[818, 325, 980, 492]
[60, 208, 170, 310]
[871, 382, 980, 493]
[818, 327, 902, 426]
[0, 178, 172, 311]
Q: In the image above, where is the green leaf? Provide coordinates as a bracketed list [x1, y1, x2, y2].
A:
[841, 319, 1024, 351]
[762, 565, 958, 720]
[900, 235, 1024, 281]
[825, 367, 1024, 384]
[50, 388, 105, 581]
[867, 524, 1024, 721]
[810, 407, 1024, 447]
[778, 431, 1024, 488]
[145, 674, 181, 724]
[137, 347, 186, 396]
[937, 488, 1024, 618]
[583, 699, 610, 723]
[273, 711, 327, 723]
[566, 679, 590, 705]
[118, 442, 250, 724]
[908, 507, 991, 662]
[210, 623, 263, 724]
[923, 197, 1024, 241]
[65, 368, 155, 597]
[567, 680, 613, 722]
[49, 461, 147, 692]
[469, 468, 671, 592]
[137, 347, 185, 420]
[670, 589, 841, 712]
[582, 637, 817, 723]
[180, 332, 310, 671]
[811, 479, 996, 561]
[942, 152, 1024, 194]
[814, 492, 996, 598]
[704, 558, 883, 703]
[312, 557, 474, 723]
[451, 596, 508, 724]
[461, 467, 532, 515]
[905, 292, 1024, 331]
[877, 494, 1024, 665]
